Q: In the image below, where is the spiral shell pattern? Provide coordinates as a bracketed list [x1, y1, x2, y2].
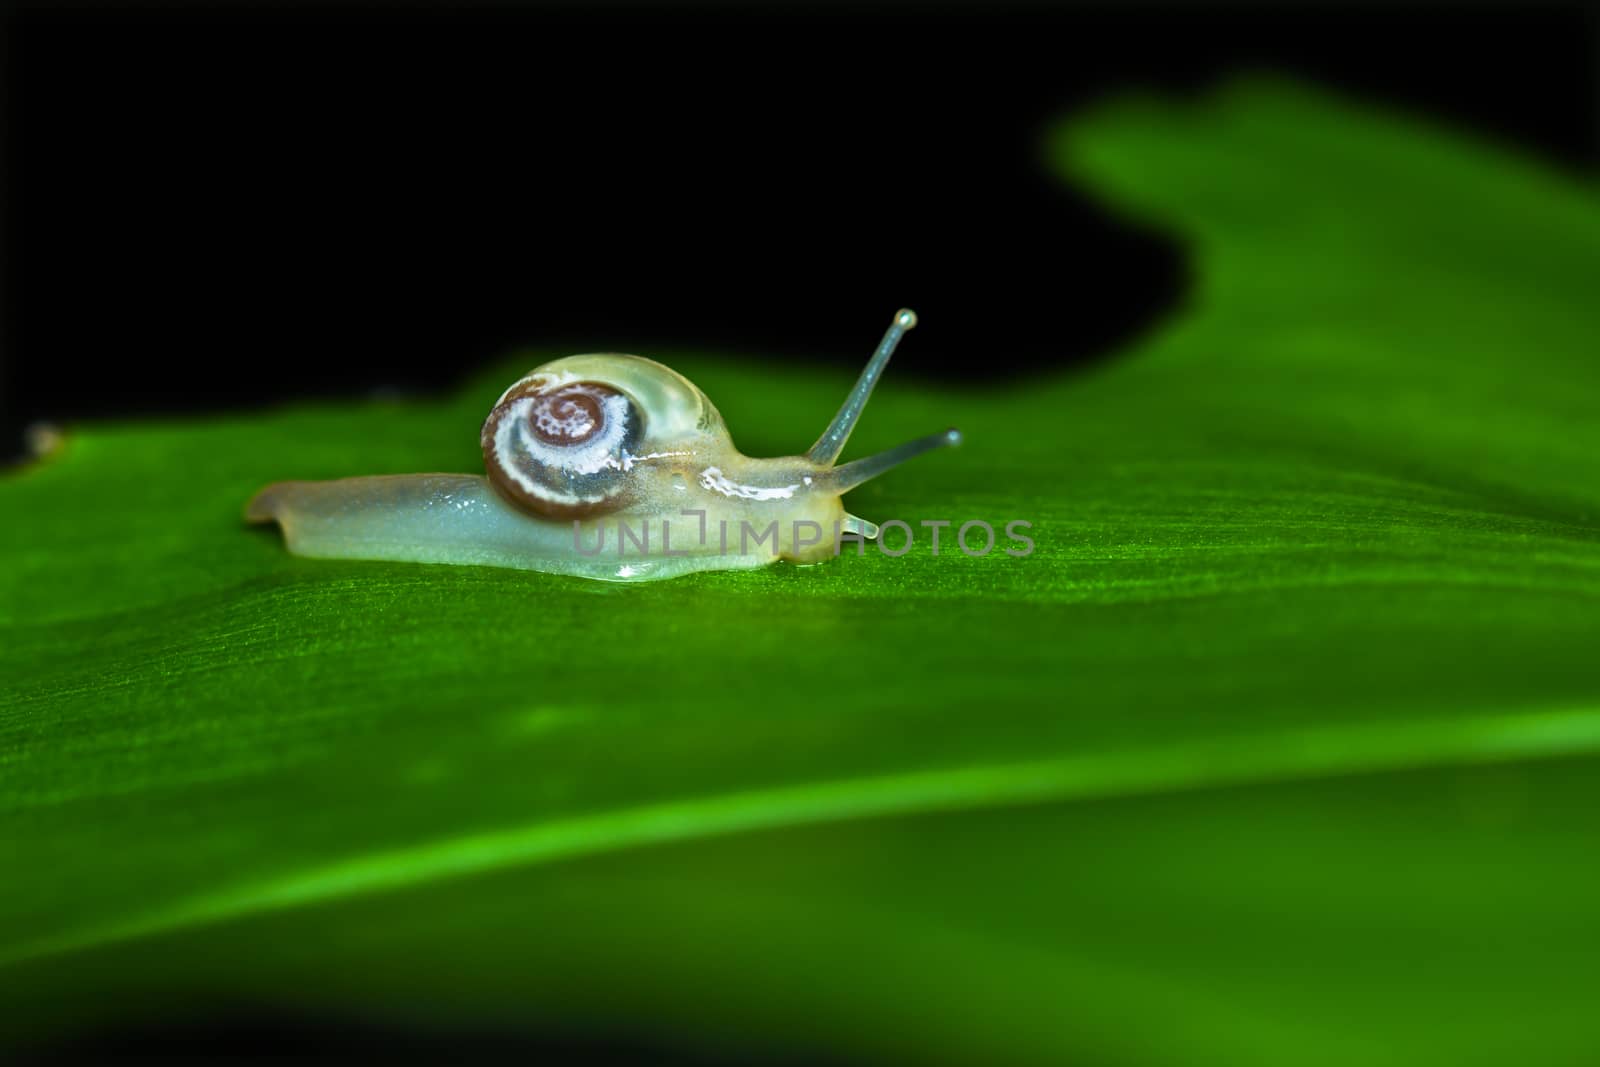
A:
[481, 375, 644, 517]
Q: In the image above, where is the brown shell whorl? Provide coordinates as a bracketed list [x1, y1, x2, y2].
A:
[480, 376, 644, 518]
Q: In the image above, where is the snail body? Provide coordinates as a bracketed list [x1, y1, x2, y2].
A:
[247, 310, 959, 581]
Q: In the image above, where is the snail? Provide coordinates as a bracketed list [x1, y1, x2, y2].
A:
[246, 309, 960, 581]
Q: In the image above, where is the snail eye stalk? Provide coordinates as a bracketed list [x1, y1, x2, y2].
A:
[805, 308, 961, 489]
[817, 428, 963, 494]
[806, 308, 918, 466]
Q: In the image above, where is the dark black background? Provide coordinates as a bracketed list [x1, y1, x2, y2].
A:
[3, 4, 1597, 463]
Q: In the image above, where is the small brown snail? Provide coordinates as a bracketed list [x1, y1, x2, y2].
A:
[247, 309, 960, 581]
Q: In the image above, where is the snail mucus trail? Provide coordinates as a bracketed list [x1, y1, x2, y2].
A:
[247, 309, 961, 581]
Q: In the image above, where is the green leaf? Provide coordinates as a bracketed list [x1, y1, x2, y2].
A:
[4, 77, 1599, 1064]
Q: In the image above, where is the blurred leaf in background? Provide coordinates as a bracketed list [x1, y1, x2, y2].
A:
[3, 78, 1599, 1064]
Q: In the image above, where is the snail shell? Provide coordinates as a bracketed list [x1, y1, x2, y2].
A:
[480, 355, 717, 518]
